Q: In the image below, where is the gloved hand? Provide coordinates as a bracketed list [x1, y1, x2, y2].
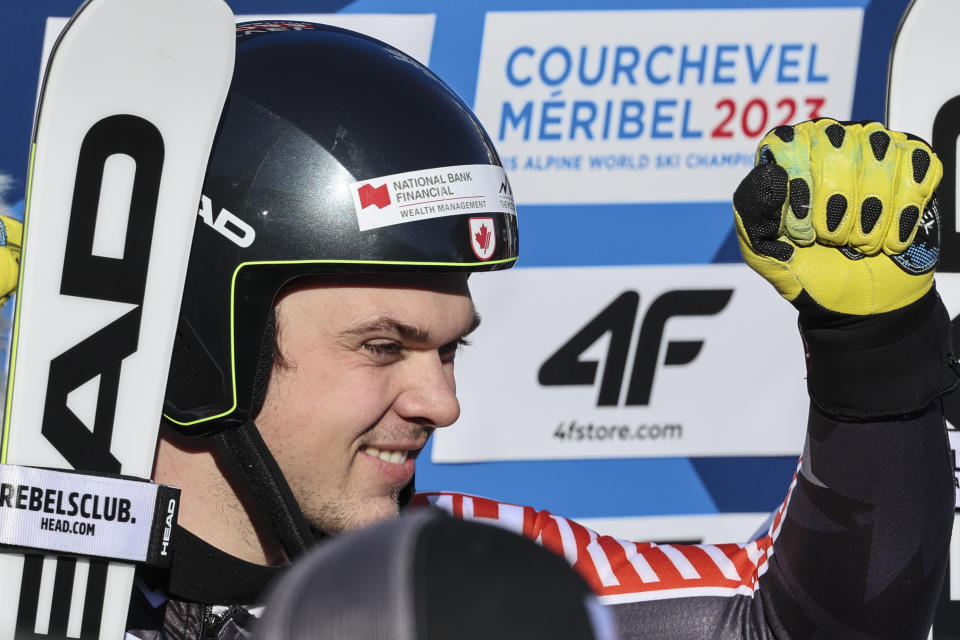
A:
[733, 119, 956, 418]
[0, 214, 22, 305]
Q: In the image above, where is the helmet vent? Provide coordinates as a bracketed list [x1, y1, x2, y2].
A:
[166, 316, 225, 411]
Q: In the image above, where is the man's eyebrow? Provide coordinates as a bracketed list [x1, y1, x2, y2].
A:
[340, 311, 481, 344]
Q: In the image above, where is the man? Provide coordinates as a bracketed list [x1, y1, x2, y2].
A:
[127, 20, 955, 640]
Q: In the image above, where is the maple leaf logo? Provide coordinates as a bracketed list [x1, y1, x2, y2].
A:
[475, 224, 492, 251]
[469, 217, 495, 261]
[357, 183, 390, 210]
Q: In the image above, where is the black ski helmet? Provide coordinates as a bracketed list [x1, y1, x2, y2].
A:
[162, 22, 518, 434]
[255, 510, 618, 640]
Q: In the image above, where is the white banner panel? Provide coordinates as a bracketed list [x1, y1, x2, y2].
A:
[435, 264, 809, 462]
[473, 8, 863, 204]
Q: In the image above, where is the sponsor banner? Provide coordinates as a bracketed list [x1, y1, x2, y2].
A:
[433, 264, 808, 462]
[0, 465, 178, 565]
[350, 164, 515, 231]
[473, 9, 862, 205]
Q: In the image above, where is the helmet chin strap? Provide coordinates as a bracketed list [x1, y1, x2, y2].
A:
[213, 418, 316, 559]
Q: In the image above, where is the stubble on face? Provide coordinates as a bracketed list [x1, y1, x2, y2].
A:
[296, 474, 403, 534]
[289, 423, 436, 534]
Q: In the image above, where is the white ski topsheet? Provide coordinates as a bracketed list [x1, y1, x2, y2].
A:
[0, 0, 234, 638]
[887, 0, 960, 327]
[888, 3, 960, 639]
[886, 0, 952, 139]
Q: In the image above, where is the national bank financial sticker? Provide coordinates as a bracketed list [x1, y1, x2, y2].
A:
[350, 164, 516, 232]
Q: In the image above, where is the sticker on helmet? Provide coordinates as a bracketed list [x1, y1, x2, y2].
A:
[350, 164, 516, 232]
[469, 217, 496, 260]
[357, 183, 391, 210]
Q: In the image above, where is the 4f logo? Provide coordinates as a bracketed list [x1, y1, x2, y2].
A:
[538, 289, 733, 406]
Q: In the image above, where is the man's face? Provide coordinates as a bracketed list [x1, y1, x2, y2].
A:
[255, 274, 478, 534]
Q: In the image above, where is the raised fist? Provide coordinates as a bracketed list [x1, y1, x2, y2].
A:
[733, 119, 941, 316]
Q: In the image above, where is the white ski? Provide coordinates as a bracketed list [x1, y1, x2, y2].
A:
[887, 2, 960, 639]
[887, 0, 960, 273]
[0, 0, 234, 638]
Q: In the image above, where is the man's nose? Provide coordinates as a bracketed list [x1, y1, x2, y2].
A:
[393, 352, 460, 428]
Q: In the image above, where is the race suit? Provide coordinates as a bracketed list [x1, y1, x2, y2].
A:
[125, 401, 954, 640]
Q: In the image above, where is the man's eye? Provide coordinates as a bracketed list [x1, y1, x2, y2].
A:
[364, 341, 403, 358]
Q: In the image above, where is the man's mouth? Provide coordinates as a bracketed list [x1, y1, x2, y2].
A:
[360, 445, 411, 465]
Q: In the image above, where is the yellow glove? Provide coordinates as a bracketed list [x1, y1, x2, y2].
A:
[734, 119, 941, 316]
[0, 215, 22, 304]
[732, 119, 955, 418]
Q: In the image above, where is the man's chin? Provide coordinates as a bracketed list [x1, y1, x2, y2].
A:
[310, 495, 402, 534]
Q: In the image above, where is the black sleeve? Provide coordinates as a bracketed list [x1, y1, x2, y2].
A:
[759, 403, 954, 639]
[756, 287, 957, 638]
[605, 401, 953, 640]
